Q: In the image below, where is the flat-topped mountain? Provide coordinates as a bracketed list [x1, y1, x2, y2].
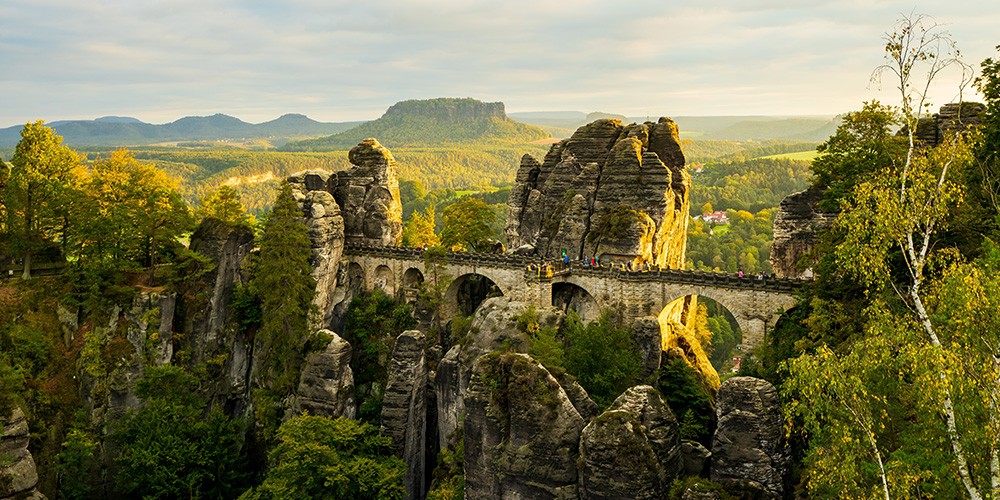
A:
[281, 97, 550, 151]
[0, 113, 361, 147]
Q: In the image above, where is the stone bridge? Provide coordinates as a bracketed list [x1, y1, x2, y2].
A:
[340, 244, 806, 348]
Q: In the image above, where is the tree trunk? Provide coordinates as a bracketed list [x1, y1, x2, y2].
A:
[20, 251, 31, 280]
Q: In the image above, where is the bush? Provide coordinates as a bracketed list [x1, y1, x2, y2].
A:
[242, 415, 405, 500]
[562, 310, 642, 409]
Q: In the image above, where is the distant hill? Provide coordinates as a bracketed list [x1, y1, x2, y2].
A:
[0, 114, 361, 147]
[281, 98, 550, 151]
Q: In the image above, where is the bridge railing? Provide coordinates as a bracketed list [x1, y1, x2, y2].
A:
[342, 244, 809, 292]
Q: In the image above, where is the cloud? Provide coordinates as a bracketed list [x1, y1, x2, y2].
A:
[1, 0, 998, 125]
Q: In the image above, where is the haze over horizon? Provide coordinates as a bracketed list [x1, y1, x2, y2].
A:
[3, 0, 999, 128]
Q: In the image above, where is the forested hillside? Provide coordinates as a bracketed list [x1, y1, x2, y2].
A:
[282, 98, 550, 150]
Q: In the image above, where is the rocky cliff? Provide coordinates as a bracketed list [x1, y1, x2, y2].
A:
[0, 408, 45, 499]
[769, 187, 836, 279]
[331, 139, 404, 247]
[506, 118, 690, 268]
[771, 102, 987, 279]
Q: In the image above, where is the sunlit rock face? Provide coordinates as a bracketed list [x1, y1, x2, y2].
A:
[506, 118, 689, 269]
[330, 138, 403, 247]
[507, 117, 714, 387]
[288, 170, 346, 326]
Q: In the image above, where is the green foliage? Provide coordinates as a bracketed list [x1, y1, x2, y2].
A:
[113, 365, 249, 499]
[518, 307, 565, 375]
[250, 181, 317, 394]
[342, 289, 416, 423]
[810, 101, 907, 211]
[428, 425, 464, 500]
[561, 310, 642, 409]
[440, 197, 497, 252]
[55, 429, 97, 500]
[242, 415, 405, 500]
[0, 354, 25, 418]
[196, 184, 255, 227]
[402, 206, 439, 247]
[655, 357, 715, 444]
[5, 121, 81, 278]
[690, 156, 813, 215]
[686, 208, 774, 273]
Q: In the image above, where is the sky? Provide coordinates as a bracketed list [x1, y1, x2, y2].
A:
[2, 0, 999, 127]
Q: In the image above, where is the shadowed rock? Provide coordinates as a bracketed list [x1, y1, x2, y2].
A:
[710, 376, 788, 497]
[292, 330, 355, 419]
[381, 330, 429, 500]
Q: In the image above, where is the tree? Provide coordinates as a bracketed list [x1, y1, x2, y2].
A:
[113, 365, 249, 499]
[196, 185, 254, 227]
[810, 102, 908, 211]
[561, 310, 642, 409]
[72, 149, 191, 284]
[250, 181, 316, 394]
[242, 415, 405, 500]
[701, 201, 713, 215]
[402, 206, 440, 247]
[785, 14, 996, 499]
[5, 121, 80, 278]
[440, 197, 496, 252]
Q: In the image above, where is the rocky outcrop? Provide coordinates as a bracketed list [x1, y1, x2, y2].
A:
[381, 330, 429, 500]
[291, 330, 355, 419]
[329, 138, 403, 247]
[631, 317, 663, 376]
[288, 171, 346, 326]
[464, 353, 585, 499]
[680, 440, 712, 477]
[711, 377, 787, 497]
[579, 386, 682, 499]
[769, 187, 836, 279]
[913, 101, 986, 146]
[506, 118, 690, 269]
[184, 218, 256, 409]
[435, 297, 563, 450]
[1, 408, 45, 499]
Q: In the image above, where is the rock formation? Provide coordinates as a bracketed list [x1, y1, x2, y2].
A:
[291, 330, 355, 419]
[288, 171, 346, 326]
[710, 376, 788, 497]
[464, 352, 585, 499]
[1, 408, 45, 499]
[772, 102, 986, 279]
[381, 330, 429, 500]
[506, 118, 690, 268]
[330, 138, 403, 247]
[769, 187, 836, 279]
[579, 386, 682, 499]
[184, 218, 256, 409]
[435, 297, 565, 449]
[631, 316, 663, 376]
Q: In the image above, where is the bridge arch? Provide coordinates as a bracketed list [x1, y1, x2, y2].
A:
[345, 262, 366, 293]
[551, 282, 599, 322]
[443, 272, 506, 318]
[373, 265, 395, 295]
[655, 285, 797, 349]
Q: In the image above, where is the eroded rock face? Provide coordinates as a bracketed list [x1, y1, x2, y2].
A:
[291, 330, 355, 419]
[380, 330, 428, 500]
[330, 138, 403, 247]
[506, 118, 690, 269]
[0, 408, 45, 499]
[288, 171, 346, 326]
[769, 187, 836, 279]
[464, 353, 585, 500]
[185, 218, 256, 410]
[435, 297, 564, 450]
[631, 317, 663, 376]
[579, 385, 682, 499]
[711, 376, 788, 497]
